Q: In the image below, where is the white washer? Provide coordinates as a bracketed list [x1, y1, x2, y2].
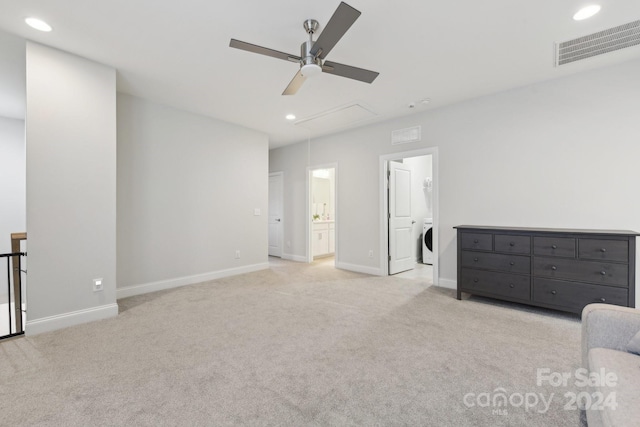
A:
[422, 218, 433, 265]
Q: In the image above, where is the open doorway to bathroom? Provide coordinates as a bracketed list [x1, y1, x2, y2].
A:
[308, 165, 337, 267]
[380, 148, 438, 285]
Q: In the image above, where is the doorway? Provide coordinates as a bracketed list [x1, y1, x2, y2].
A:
[380, 148, 438, 284]
[307, 165, 337, 265]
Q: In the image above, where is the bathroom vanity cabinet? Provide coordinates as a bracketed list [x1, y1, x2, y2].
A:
[312, 221, 335, 258]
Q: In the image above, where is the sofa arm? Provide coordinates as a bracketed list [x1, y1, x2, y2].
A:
[582, 303, 640, 368]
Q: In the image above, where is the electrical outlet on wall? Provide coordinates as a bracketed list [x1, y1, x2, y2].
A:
[235, 250, 240, 259]
[368, 250, 374, 258]
[93, 278, 104, 292]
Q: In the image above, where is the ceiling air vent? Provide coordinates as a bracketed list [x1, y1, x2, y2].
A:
[391, 126, 421, 145]
[556, 20, 640, 66]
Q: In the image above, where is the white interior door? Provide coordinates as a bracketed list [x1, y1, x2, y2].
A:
[388, 161, 414, 274]
[268, 173, 283, 257]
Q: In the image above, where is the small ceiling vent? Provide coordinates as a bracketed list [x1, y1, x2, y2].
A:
[556, 20, 640, 66]
[391, 126, 421, 145]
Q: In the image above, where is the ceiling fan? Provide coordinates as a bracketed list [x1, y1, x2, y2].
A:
[229, 2, 379, 95]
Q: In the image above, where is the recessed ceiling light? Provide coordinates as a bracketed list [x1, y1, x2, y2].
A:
[573, 5, 601, 21]
[25, 17, 52, 32]
[285, 114, 296, 120]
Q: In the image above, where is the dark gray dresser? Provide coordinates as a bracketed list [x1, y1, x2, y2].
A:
[455, 226, 638, 314]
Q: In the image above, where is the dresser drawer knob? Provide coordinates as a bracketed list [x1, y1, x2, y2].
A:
[600, 248, 607, 253]
[551, 244, 557, 249]
[600, 298, 606, 303]
[509, 242, 515, 247]
[600, 271, 606, 276]
[474, 239, 479, 243]
[509, 262, 515, 266]
[474, 258, 479, 262]
[551, 265, 557, 271]
[473, 278, 479, 283]
[509, 284, 515, 288]
[551, 290, 557, 295]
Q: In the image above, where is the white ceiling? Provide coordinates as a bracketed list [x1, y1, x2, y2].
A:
[1, 0, 639, 147]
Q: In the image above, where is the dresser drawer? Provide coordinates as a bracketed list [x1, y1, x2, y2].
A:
[495, 235, 531, 254]
[533, 278, 628, 313]
[533, 257, 628, 287]
[579, 239, 628, 262]
[460, 232, 492, 251]
[460, 268, 530, 300]
[461, 251, 530, 274]
[533, 237, 576, 258]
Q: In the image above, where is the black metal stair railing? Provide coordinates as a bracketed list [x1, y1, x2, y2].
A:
[1, 251, 26, 340]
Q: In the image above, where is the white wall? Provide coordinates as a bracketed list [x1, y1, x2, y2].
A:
[403, 156, 432, 261]
[0, 116, 25, 253]
[26, 43, 117, 333]
[311, 169, 335, 220]
[270, 58, 640, 306]
[0, 116, 25, 305]
[0, 30, 26, 120]
[311, 177, 330, 218]
[116, 94, 269, 296]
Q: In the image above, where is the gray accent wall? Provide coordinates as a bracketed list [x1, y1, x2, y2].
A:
[116, 94, 269, 290]
[26, 42, 117, 327]
[270, 58, 640, 307]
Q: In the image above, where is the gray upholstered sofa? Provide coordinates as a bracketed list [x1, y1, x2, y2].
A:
[582, 303, 640, 427]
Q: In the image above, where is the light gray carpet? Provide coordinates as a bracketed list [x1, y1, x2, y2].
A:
[0, 258, 582, 426]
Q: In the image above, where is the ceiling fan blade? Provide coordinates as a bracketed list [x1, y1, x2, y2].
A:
[229, 39, 301, 62]
[322, 61, 379, 83]
[282, 70, 307, 95]
[310, 2, 361, 59]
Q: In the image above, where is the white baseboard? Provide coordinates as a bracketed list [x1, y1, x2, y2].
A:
[437, 278, 457, 290]
[335, 262, 383, 276]
[116, 262, 269, 299]
[281, 253, 308, 263]
[26, 303, 119, 336]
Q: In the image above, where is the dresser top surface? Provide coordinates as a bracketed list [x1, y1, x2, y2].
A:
[454, 225, 640, 236]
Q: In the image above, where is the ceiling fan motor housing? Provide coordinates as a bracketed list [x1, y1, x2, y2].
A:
[300, 39, 322, 77]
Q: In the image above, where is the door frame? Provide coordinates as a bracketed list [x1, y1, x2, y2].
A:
[379, 148, 439, 282]
[307, 163, 338, 263]
[268, 171, 284, 257]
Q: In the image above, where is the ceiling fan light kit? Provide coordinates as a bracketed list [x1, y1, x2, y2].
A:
[301, 63, 322, 78]
[229, 2, 379, 95]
